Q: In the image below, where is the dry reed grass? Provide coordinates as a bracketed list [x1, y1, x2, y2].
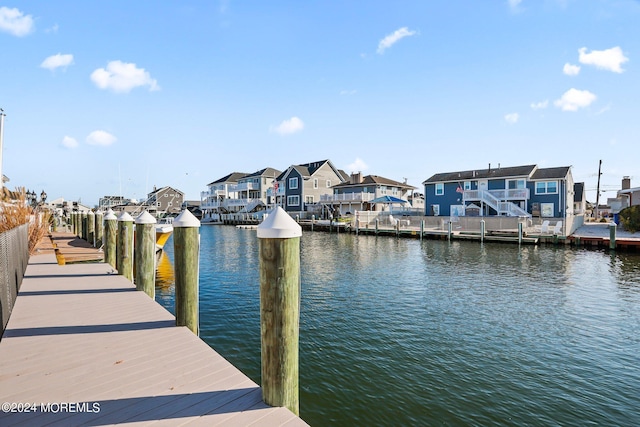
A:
[1, 187, 52, 254]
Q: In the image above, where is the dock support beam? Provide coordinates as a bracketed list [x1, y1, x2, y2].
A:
[257, 206, 301, 416]
[104, 210, 117, 269]
[117, 211, 134, 282]
[135, 211, 157, 299]
[173, 209, 201, 335]
[609, 223, 616, 250]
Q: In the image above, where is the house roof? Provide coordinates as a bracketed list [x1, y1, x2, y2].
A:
[333, 174, 416, 190]
[207, 172, 249, 186]
[276, 159, 346, 182]
[149, 186, 184, 196]
[423, 164, 537, 184]
[530, 166, 571, 180]
[242, 167, 282, 179]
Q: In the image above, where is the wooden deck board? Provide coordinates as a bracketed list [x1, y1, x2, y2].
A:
[0, 253, 307, 426]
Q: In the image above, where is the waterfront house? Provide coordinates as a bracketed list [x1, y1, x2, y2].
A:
[423, 164, 577, 221]
[323, 172, 416, 214]
[147, 185, 184, 216]
[200, 168, 280, 222]
[617, 176, 640, 207]
[274, 159, 348, 215]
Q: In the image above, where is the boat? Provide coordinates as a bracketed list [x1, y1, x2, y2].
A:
[155, 217, 173, 252]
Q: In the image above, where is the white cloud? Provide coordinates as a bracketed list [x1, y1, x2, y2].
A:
[563, 63, 580, 76]
[86, 130, 117, 146]
[578, 46, 628, 73]
[508, 0, 523, 12]
[40, 54, 74, 71]
[90, 60, 160, 93]
[530, 100, 548, 110]
[504, 113, 519, 124]
[554, 88, 596, 112]
[61, 136, 78, 149]
[0, 7, 34, 37]
[340, 89, 357, 96]
[377, 27, 417, 54]
[270, 117, 304, 135]
[347, 158, 369, 173]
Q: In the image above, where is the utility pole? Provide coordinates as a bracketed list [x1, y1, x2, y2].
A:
[595, 159, 602, 219]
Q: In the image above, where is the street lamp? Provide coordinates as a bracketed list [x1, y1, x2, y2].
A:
[40, 190, 47, 205]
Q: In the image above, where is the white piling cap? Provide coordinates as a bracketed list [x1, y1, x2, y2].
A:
[104, 211, 117, 221]
[257, 206, 302, 239]
[117, 211, 134, 222]
[135, 210, 157, 224]
[173, 209, 201, 228]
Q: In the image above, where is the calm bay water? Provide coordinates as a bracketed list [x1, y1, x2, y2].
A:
[156, 226, 640, 426]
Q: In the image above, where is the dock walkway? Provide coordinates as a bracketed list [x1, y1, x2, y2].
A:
[0, 244, 307, 425]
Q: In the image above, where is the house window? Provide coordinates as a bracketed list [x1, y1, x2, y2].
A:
[435, 183, 444, 196]
[289, 177, 298, 189]
[164, 194, 168, 197]
[305, 195, 314, 203]
[313, 178, 318, 189]
[431, 204, 440, 216]
[508, 179, 526, 189]
[536, 181, 558, 194]
[326, 180, 331, 188]
[464, 181, 472, 190]
[541, 203, 554, 217]
[287, 195, 300, 206]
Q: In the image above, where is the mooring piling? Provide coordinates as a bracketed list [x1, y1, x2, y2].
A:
[173, 209, 201, 335]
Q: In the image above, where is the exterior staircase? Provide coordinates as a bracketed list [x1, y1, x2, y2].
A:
[465, 190, 531, 217]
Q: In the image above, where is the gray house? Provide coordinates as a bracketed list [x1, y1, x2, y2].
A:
[274, 159, 348, 213]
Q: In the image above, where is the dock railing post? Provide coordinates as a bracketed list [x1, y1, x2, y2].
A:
[116, 211, 134, 282]
[257, 206, 301, 416]
[104, 210, 117, 268]
[609, 223, 616, 250]
[173, 209, 201, 335]
[87, 211, 95, 247]
[95, 212, 104, 249]
[135, 211, 157, 299]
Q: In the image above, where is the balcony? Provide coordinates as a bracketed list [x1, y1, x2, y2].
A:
[320, 193, 375, 203]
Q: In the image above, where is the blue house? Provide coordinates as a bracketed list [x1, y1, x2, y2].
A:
[423, 164, 578, 219]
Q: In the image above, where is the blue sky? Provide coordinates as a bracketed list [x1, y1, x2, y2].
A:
[1, 1, 638, 207]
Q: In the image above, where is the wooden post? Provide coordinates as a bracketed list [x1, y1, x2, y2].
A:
[104, 210, 117, 268]
[480, 219, 486, 243]
[575, 236, 581, 247]
[518, 222, 523, 245]
[448, 220, 452, 241]
[173, 209, 201, 335]
[311, 215, 314, 232]
[375, 218, 379, 235]
[87, 211, 95, 247]
[81, 212, 87, 240]
[135, 211, 157, 299]
[257, 206, 301, 416]
[95, 212, 104, 248]
[355, 211, 359, 235]
[609, 223, 616, 250]
[396, 219, 400, 237]
[420, 219, 424, 241]
[117, 211, 134, 282]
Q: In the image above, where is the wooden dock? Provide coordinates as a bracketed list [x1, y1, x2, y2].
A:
[0, 243, 308, 425]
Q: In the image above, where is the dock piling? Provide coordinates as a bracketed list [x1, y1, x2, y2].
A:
[173, 209, 201, 335]
[95, 212, 104, 248]
[87, 211, 95, 247]
[257, 206, 301, 416]
[480, 220, 485, 243]
[104, 210, 117, 268]
[609, 223, 616, 250]
[116, 211, 134, 282]
[135, 211, 157, 299]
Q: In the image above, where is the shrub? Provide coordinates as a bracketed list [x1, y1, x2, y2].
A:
[1, 188, 52, 254]
[619, 206, 640, 233]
